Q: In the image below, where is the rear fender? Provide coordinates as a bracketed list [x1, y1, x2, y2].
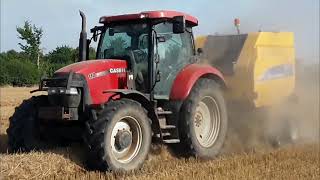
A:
[170, 64, 226, 100]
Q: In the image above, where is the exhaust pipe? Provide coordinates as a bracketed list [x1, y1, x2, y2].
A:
[78, 11, 87, 62]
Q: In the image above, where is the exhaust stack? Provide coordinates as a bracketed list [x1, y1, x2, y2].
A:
[78, 11, 87, 62]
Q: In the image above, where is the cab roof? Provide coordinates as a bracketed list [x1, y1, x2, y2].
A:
[99, 10, 198, 26]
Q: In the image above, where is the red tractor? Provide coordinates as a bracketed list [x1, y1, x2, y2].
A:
[7, 10, 228, 171]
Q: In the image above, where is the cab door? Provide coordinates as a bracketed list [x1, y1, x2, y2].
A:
[153, 22, 194, 99]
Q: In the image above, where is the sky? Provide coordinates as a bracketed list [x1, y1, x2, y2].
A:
[1, 0, 319, 62]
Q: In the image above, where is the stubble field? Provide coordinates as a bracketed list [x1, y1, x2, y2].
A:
[0, 64, 319, 179]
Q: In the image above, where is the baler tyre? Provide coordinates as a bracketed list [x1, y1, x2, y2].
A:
[268, 118, 299, 148]
[174, 78, 228, 158]
[6, 95, 48, 152]
[84, 99, 151, 171]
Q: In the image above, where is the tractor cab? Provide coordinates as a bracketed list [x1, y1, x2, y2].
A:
[91, 11, 199, 99]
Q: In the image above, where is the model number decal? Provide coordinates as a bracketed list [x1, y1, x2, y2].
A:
[88, 68, 126, 79]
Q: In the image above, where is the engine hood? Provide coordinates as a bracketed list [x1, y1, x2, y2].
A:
[55, 59, 127, 75]
[54, 59, 128, 105]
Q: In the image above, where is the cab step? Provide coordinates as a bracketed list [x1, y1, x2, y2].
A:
[163, 139, 180, 144]
[160, 125, 176, 129]
[161, 132, 171, 137]
[157, 110, 173, 115]
[154, 132, 174, 138]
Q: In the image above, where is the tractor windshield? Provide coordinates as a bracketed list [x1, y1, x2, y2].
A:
[97, 23, 149, 69]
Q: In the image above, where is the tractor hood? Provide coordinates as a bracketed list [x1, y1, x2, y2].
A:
[55, 59, 128, 77]
[53, 59, 128, 105]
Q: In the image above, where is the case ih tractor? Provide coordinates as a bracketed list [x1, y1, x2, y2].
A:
[7, 10, 229, 171]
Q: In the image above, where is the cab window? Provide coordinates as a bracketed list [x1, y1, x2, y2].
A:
[153, 22, 194, 98]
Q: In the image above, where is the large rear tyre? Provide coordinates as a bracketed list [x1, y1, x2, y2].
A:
[173, 78, 228, 158]
[6, 96, 48, 152]
[84, 99, 151, 171]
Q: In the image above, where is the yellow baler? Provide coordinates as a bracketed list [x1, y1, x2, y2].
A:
[196, 32, 296, 108]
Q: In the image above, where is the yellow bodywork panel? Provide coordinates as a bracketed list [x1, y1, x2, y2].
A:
[196, 32, 296, 107]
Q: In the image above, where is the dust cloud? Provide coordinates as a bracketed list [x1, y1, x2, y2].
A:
[223, 62, 319, 154]
[292, 62, 319, 143]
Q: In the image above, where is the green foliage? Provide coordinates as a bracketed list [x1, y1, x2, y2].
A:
[74, 47, 97, 60]
[16, 21, 43, 64]
[0, 50, 27, 62]
[88, 47, 97, 59]
[0, 46, 97, 86]
[0, 58, 39, 86]
[40, 61, 67, 78]
[1, 20, 98, 86]
[46, 45, 76, 64]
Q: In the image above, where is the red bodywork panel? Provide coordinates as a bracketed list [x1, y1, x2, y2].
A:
[99, 10, 198, 26]
[170, 64, 225, 100]
[56, 59, 127, 105]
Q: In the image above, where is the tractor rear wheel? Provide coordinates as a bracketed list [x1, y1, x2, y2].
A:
[174, 78, 228, 158]
[84, 99, 151, 171]
[6, 95, 48, 152]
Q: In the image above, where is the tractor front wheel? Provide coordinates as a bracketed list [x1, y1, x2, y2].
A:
[84, 99, 151, 171]
[6, 96, 47, 152]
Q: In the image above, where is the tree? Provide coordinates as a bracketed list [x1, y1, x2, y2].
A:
[0, 50, 26, 62]
[0, 50, 39, 86]
[74, 47, 97, 61]
[16, 21, 43, 68]
[45, 45, 76, 64]
[88, 47, 97, 60]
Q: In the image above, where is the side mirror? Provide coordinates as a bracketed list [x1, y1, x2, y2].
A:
[173, 16, 185, 34]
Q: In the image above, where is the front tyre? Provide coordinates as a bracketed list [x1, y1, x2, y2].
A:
[6, 96, 47, 152]
[176, 78, 228, 158]
[84, 99, 151, 171]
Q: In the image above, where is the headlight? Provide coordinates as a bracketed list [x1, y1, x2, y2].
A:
[48, 87, 78, 95]
[66, 87, 78, 95]
[48, 87, 59, 95]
